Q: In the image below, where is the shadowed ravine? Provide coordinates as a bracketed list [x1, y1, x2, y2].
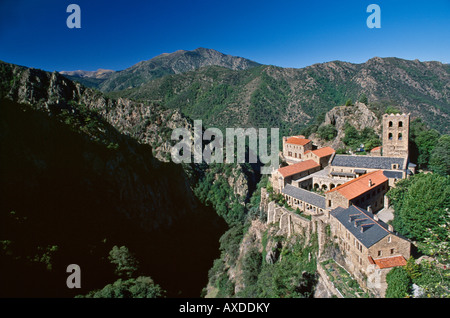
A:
[0, 98, 228, 297]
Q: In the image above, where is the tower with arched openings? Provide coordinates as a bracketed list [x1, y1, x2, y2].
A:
[382, 113, 410, 158]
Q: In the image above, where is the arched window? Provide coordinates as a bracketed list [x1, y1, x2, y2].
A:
[398, 133, 403, 140]
[389, 121, 393, 127]
[388, 133, 393, 140]
[399, 121, 403, 128]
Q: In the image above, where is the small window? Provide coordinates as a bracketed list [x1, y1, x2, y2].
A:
[388, 236, 392, 243]
[398, 133, 403, 140]
[378, 250, 382, 257]
[388, 133, 393, 140]
[389, 121, 393, 127]
[390, 248, 395, 254]
[399, 121, 403, 128]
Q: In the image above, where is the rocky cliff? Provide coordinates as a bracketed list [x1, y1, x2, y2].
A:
[310, 101, 381, 149]
[0, 61, 236, 297]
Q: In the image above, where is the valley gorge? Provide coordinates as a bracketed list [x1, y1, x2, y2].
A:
[1, 47, 449, 299]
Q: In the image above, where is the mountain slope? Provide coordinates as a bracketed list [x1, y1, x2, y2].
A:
[59, 69, 116, 89]
[65, 48, 261, 92]
[109, 57, 450, 134]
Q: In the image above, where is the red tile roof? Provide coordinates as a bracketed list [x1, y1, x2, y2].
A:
[311, 147, 335, 158]
[286, 136, 311, 146]
[371, 146, 382, 153]
[326, 170, 388, 200]
[372, 256, 407, 269]
[277, 160, 320, 178]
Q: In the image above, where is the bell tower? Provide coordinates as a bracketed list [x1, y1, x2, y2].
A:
[382, 113, 410, 158]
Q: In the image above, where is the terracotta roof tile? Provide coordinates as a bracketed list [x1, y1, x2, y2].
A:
[311, 147, 335, 158]
[286, 136, 311, 146]
[326, 170, 388, 200]
[371, 146, 382, 152]
[277, 160, 320, 178]
[373, 256, 407, 269]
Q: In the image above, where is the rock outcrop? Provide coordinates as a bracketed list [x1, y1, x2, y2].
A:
[311, 102, 381, 149]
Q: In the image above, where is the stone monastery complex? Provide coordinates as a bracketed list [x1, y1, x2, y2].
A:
[268, 113, 415, 296]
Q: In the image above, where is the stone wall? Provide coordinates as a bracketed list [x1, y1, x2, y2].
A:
[266, 201, 328, 256]
[367, 232, 411, 261]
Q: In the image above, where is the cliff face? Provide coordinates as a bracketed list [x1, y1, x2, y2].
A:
[323, 102, 379, 131]
[2, 62, 189, 162]
[311, 101, 381, 149]
[0, 61, 231, 297]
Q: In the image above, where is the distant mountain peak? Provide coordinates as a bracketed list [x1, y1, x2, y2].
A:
[59, 69, 115, 79]
[96, 48, 261, 92]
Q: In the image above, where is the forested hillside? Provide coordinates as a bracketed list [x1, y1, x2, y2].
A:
[106, 56, 449, 135]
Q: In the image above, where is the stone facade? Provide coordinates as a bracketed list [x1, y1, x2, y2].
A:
[303, 147, 335, 169]
[325, 171, 389, 213]
[382, 113, 410, 158]
[282, 136, 313, 161]
[328, 205, 411, 296]
[271, 161, 321, 193]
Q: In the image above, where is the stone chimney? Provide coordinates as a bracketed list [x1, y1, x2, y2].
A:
[388, 224, 394, 232]
[368, 179, 373, 187]
[374, 214, 379, 221]
[367, 205, 373, 213]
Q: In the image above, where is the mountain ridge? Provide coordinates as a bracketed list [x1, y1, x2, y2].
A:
[59, 69, 115, 79]
[106, 55, 449, 134]
[60, 48, 261, 92]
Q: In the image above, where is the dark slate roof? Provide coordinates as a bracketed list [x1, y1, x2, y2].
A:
[331, 155, 406, 170]
[282, 185, 326, 209]
[330, 205, 392, 248]
[382, 170, 404, 179]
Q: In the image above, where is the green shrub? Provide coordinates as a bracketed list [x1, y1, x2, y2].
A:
[385, 267, 411, 298]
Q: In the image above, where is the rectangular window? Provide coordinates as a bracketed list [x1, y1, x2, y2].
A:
[391, 248, 394, 254]
[378, 250, 382, 257]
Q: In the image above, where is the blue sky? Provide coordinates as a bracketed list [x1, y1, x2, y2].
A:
[0, 0, 449, 72]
